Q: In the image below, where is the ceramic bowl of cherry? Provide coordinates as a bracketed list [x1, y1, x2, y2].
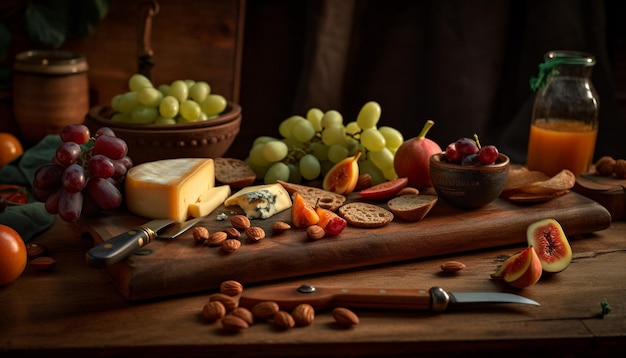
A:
[429, 152, 510, 209]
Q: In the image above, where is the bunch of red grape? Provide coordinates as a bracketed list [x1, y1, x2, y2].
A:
[32, 124, 132, 222]
[445, 135, 500, 166]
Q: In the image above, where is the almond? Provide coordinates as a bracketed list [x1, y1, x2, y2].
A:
[202, 300, 226, 321]
[206, 231, 227, 246]
[332, 307, 359, 327]
[251, 301, 280, 320]
[272, 310, 295, 329]
[271, 221, 291, 234]
[396, 187, 419, 196]
[355, 173, 372, 191]
[221, 314, 249, 331]
[245, 226, 266, 241]
[220, 280, 244, 296]
[208, 293, 238, 312]
[25, 242, 47, 258]
[440, 260, 466, 273]
[306, 224, 325, 240]
[224, 227, 241, 239]
[192, 226, 209, 242]
[291, 303, 315, 326]
[29, 256, 57, 271]
[230, 214, 251, 230]
[230, 307, 254, 325]
[221, 239, 241, 253]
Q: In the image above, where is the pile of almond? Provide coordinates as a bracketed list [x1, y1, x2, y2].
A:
[201, 280, 359, 332]
[594, 156, 626, 178]
[193, 215, 279, 254]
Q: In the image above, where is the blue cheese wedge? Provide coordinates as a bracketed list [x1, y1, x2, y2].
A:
[224, 183, 292, 219]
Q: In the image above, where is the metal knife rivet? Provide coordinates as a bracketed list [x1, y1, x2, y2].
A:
[297, 285, 316, 294]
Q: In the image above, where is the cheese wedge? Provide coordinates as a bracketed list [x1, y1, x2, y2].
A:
[188, 185, 231, 218]
[125, 158, 215, 221]
[224, 183, 292, 219]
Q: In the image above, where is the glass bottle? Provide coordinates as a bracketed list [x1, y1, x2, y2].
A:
[526, 50, 599, 177]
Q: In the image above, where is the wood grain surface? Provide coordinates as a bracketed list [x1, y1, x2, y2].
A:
[81, 192, 611, 300]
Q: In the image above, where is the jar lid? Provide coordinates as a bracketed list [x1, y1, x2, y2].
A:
[530, 50, 595, 91]
[14, 50, 88, 75]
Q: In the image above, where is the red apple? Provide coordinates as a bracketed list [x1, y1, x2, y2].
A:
[393, 120, 442, 188]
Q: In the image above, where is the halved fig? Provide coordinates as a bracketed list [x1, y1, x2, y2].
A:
[526, 218, 572, 273]
[491, 246, 543, 288]
[322, 152, 361, 195]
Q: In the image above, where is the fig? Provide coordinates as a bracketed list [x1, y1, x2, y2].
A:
[323, 152, 361, 195]
[527, 218, 572, 273]
[491, 246, 543, 289]
[315, 206, 347, 236]
[393, 120, 442, 188]
[291, 192, 319, 228]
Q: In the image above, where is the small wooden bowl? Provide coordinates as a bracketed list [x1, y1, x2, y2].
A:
[84, 103, 241, 164]
[429, 152, 510, 209]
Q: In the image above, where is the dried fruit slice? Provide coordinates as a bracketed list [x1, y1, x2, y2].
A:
[315, 206, 347, 236]
[358, 177, 408, 200]
[526, 218, 572, 273]
[291, 192, 319, 229]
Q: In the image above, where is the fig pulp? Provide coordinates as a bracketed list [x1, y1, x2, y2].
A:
[291, 192, 319, 228]
[491, 246, 543, 288]
[315, 206, 347, 236]
[527, 219, 572, 273]
[323, 152, 361, 195]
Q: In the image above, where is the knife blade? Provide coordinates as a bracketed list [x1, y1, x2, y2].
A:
[86, 216, 204, 268]
[238, 285, 539, 312]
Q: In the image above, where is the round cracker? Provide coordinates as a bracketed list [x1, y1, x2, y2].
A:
[338, 202, 394, 228]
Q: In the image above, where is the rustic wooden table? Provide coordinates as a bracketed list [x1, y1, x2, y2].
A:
[2, 216, 625, 357]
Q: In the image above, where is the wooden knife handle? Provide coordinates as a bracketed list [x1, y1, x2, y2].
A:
[238, 285, 437, 311]
[86, 228, 155, 268]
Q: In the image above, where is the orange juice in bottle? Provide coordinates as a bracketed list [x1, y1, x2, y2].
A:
[526, 119, 597, 177]
[527, 51, 599, 177]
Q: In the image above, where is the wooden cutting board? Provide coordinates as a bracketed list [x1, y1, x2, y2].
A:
[81, 191, 611, 301]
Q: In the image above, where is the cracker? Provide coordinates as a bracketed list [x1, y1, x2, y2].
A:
[277, 180, 346, 211]
[338, 202, 394, 228]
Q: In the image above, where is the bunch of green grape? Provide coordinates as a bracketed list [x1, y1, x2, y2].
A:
[109, 74, 228, 124]
[245, 101, 404, 185]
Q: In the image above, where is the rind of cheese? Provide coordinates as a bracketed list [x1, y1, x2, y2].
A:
[125, 158, 215, 221]
[224, 183, 292, 219]
[188, 185, 231, 218]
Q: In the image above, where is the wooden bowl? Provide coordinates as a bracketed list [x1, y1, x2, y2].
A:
[84, 103, 241, 164]
[429, 152, 510, 209]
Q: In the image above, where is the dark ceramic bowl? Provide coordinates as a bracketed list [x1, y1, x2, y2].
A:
[429, 152, 510, 209]
[84, 103, 241, 164]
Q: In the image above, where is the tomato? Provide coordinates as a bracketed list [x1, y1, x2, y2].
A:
[0, 132, 24, 169]
[0, 224, 27, 285]
[358, 177, 409, 200]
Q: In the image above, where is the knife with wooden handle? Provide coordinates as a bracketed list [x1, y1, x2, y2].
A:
[238, 284, 539, 312]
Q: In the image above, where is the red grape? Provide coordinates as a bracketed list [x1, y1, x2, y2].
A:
[445, 143, 461, 163]
[55, 141, 82, 167]
[62, 164, 86, 193]
[58, 190, 83, 222]
[454, 138, 479, 157]
[93, 135, 128, 160]
[60, 124, 90, 144]
[33, 163, 64, 190]
[44, 188, 63, 214]
[88, 154, 115, 179]
[86, 177, 122, 210]
[95, 127, 116, 137]
[478, 145, 499, 164]
[461, 153, 480, 166]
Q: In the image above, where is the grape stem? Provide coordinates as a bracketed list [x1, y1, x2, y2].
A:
[473, 134, 482, 149]
[417, 120, 435, 140]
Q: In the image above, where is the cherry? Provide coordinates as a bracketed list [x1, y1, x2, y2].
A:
[455, 137, 479, 157]
[478, 145, 499, 164]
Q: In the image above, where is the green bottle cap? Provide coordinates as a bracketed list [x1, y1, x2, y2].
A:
[529, 53, 595, 92]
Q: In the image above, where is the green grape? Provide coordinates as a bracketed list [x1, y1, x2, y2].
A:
[117, 91, 140, 114]
[138, 87, 163, 107]
[345, 121, 361, 136]
[111, 112, 130, 122]
[358, 158, 386, 185]
[245, 157, 268, 180]
[345, 137, 360, 156]
[360, 128, 386, 152]
[248, 143, 271, 167]
[180, 100, 202, 121]
[379, 126, 404, 150]
[200, 94, 227, 116]
[110, 94, 122, 111]
[327, 144, 349, 163]
[306, 107, 324, 131]
[189, 81, 210, 102]
[319, 160, 335, 176]
[130, 105, 158, 124]
[159, 96, 179, 118]
[282, 137, 304, 151]
[382, 167, 398, 181]
[157, 84, 170, 96]
[299, 154, 321, 180]
[278, 115, 303, 139]
[309, 141, 329, 161]
[321, 123, 346, 146]
[368, 147, 394, 170]
[287, 163, 302, 183]
[321, 110, 343, 128]
[261, 141, 288, 162]
[264, 162, 290, 184]
[183, 79, 196, 88]
[356, 101, 381, 130]
[253, 136, 278, 146]
[292, 118, 316, 143]
[128, 73, 153, 92]
[154, 117, 176, 125]
[168, 80, 189, 103]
